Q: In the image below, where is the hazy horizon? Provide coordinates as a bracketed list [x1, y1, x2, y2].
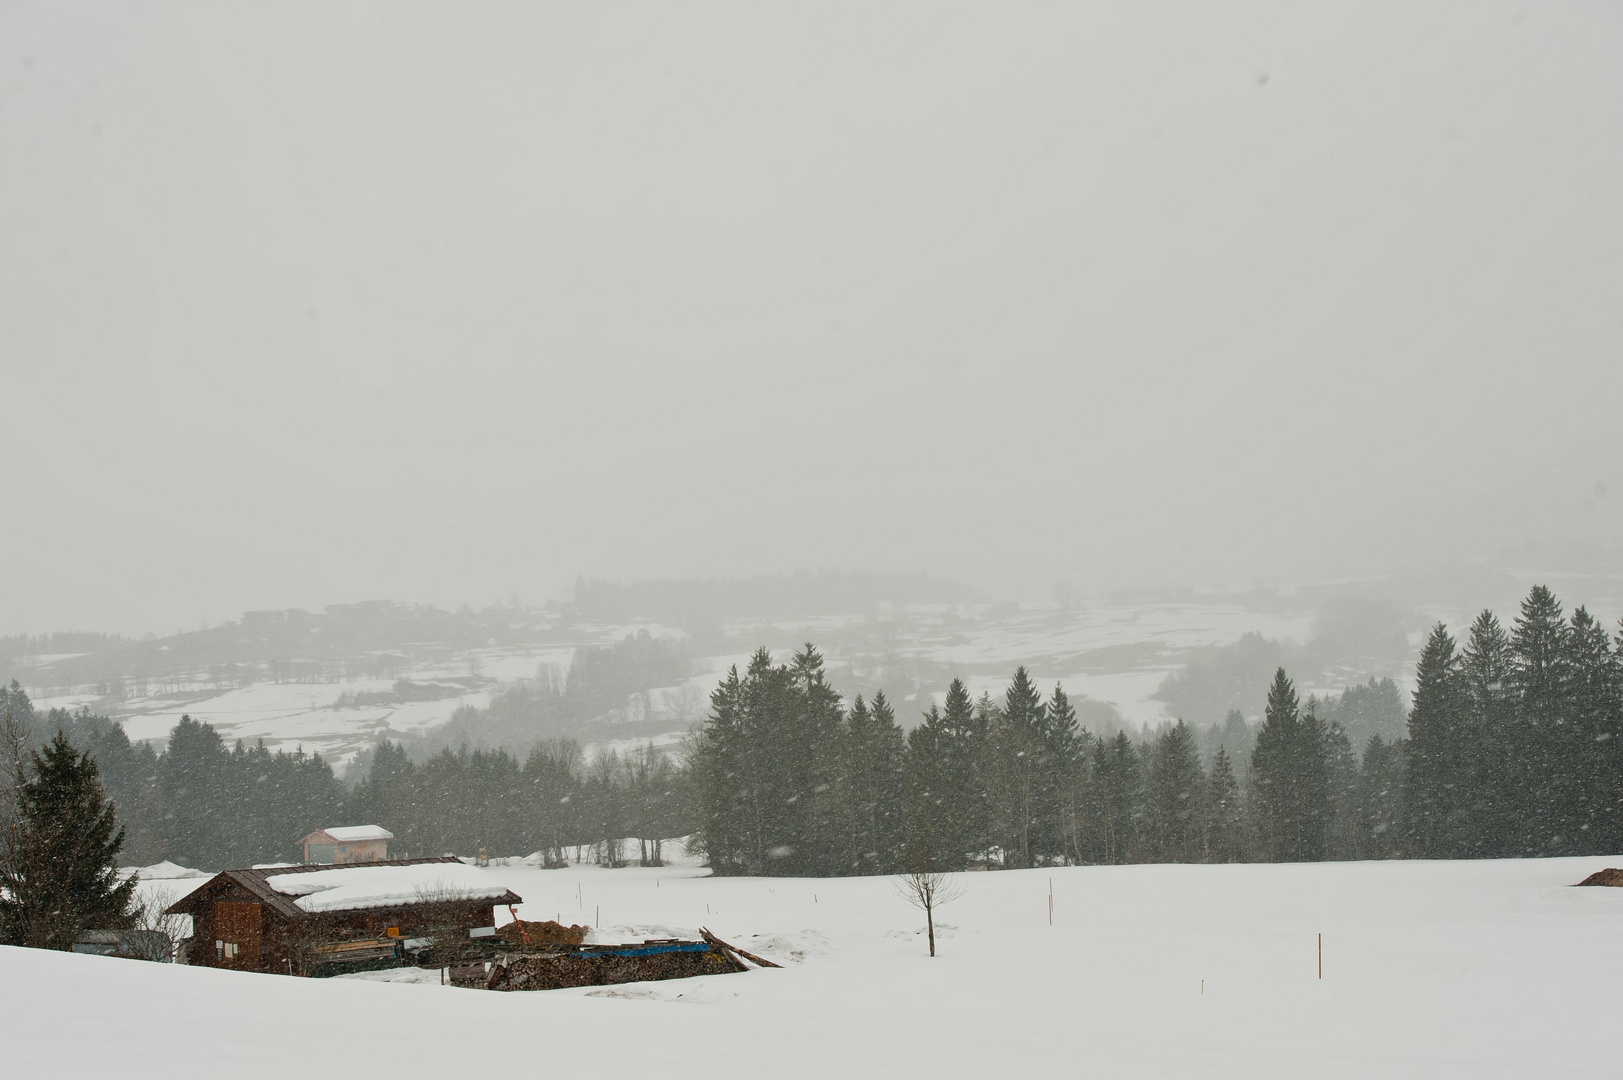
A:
[5, 2, 1621, 637]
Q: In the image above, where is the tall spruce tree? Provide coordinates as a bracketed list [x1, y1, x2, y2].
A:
[0, 732, 136, 950]
[1323, 719, 1359, 860]
[1251, 668, 1303, 862]
[1402, 625, 1467, 857]
[1203, 745, 1244, 862]
[993, 667, 1047, 868]
[1354, 735, 1405, 860]
[1090, 731, 1141, 864]
[1295, 704, 1330, 861]
[160, 716, 234, 868]
[786, 644, 846, 874]
[1044, 684, 1084, 864]
[1461, 610, 1517, 856]
[839, 692, 905, 873]
[1564, 607, 1622, 852]
[1510, 586, 1572, 852]
[1144, 720, 1204, 862]
[690, 663, 754, 872]
[903, 679, 988, 870]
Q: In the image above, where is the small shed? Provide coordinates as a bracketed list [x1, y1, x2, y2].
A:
[298, 825, 393, 864]
[165, 856, 522, 976]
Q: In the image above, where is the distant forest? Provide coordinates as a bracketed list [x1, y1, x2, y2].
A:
[2, 584, 1616, 873]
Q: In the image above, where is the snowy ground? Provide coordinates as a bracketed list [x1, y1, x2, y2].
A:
[9, 854, 1623, 1077]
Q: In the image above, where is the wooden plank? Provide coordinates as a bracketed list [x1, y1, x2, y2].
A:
[699, 928, 782, 968]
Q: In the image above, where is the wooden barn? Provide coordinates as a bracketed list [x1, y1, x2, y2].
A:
[166, 856, 522, 976]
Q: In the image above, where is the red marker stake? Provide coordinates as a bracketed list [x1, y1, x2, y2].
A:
[1318, 933, 1322, 980]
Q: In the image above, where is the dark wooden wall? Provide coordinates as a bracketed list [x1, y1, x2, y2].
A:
[187, 884, 500, 976]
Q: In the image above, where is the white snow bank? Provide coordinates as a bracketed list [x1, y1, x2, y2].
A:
[120, 860, 208, 880]
[265, 863, 512, 913]
[6, 856, 1623, 1078]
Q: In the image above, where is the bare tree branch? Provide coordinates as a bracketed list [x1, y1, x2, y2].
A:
[893, 868, 964, 957]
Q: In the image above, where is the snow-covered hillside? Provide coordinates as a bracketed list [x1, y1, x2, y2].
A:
[16, 597, 1336, 769]
[9, 855, 1622, 1077]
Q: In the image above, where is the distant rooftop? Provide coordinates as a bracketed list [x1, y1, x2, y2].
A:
[305, 825, 393, 843]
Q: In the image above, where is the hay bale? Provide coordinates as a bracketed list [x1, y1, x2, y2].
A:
[498, 919, 589, 946]
[1576, 868, 1623, 887]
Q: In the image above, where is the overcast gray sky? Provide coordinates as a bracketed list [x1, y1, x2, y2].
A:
[3, 2, 1621, 635]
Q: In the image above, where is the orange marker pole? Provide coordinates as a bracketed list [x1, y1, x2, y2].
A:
[1318, 933, 1322, 980]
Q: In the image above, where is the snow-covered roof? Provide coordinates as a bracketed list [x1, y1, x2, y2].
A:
[313, 825, 393, 843]
[122, 861, 208, 880]
[264, 862, 511, 913]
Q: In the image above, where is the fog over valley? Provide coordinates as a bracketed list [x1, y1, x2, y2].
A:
[3, 6, 1622, 1077]
[3, 3, 1620, 636]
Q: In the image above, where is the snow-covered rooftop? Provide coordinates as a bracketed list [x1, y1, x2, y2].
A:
[122, 860, 208, 880]
[264, 863, 511, 913]
[316, 825, 393, 842]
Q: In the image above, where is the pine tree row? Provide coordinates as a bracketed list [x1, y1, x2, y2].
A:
[690, 586, 1621, 873]
[0, 686, 690, 869]
[5, 583, 1617, 875]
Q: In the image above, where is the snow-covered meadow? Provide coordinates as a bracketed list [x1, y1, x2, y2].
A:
[10, 853, 1622, 1078]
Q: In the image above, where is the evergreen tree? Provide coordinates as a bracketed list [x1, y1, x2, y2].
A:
[47, 708, 164, 865]
[1090, 731, 1141, 864]
[1251, 668, 1302, 862]
[1511, 586, 1570, 725]
[785, 644, 847, 874]
[1322, 719, 1359, 860]
[0, 732, 137, 950]
[838, 692, 905, 873]
[690, 664, 751, 872]
[1510, 586, 1572, 852]
[1207, 709, 1255, 775]
[1402, 625, 1466, 857]
[1203, 746, 1244, 862]
[689, 646, 850, 875]
[903, 679, 987, 871]
[1295, 705, 1330, 861]
[991, 667, 1046, 868]
[1044, 684, 1085, 864]
[1563, 607, 1621, 852]
[1354, 735, 1405, 860]
[1318, 678, 1408, 747]
[160, 716, 234, 868]
[1144, 720, 1204, 862]
[1461, 610, 1517, 856]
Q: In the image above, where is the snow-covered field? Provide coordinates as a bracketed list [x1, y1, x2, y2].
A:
[10, 854, 1622, 1077]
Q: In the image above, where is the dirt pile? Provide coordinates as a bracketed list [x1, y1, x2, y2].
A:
[498, 919, 589, 947]
[1576, 868, 1623, 887]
